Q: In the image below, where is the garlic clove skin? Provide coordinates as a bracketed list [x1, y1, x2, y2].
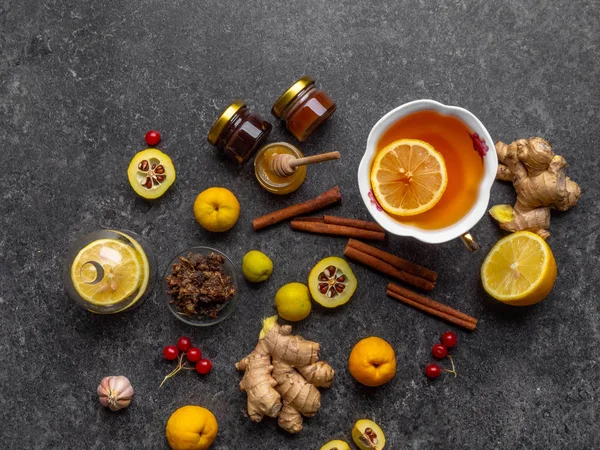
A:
[97, 376, 134, 411]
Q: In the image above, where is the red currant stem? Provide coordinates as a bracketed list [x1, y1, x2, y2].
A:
[442, 355, 457, 377]
[160, 353, 188, 388]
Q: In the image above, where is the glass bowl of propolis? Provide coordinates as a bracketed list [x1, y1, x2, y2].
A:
[63, 229, 156, 314]
[163, 247, 239, 327]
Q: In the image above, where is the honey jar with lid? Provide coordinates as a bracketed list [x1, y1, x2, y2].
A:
[272, 76, 336, 142]
[208, 100, 272, 165]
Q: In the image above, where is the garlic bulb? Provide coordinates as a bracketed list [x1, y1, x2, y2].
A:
[97, 376, 134, 411]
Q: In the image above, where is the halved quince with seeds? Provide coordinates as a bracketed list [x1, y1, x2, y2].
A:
[127, 148, 176, 199]
[308, 256, 357, 308]
[352, 419, 386, 450]
[320, 440, 351, 450]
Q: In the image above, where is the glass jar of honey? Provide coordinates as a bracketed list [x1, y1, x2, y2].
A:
[271, 76, 336, 142]
[208, 100, 272, 165]
[254, 142, 307, 195]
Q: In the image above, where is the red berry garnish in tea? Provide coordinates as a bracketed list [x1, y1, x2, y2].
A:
[163, 345, 179, 361]
[196, 359, 212, 375]
[186, 347, 202, 363]
[177, 336, 192, 352]
[441, 331, 457, 348]
[432, 343, 448, 359]
[145, 130, 161, 146]
[469, 132, 489, 157]
[425, 363, 441, 379]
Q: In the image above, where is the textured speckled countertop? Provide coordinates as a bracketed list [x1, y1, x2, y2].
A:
[1, 1, 599, 449]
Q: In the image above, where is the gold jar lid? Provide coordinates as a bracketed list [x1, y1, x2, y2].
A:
[207, 99, 246, 145]
[271, 76, 314, 118]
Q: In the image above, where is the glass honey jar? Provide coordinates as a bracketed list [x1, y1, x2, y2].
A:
[271, 76, 336, 142]
[208, 100, 272, 165]
[254, 142, 307, 195]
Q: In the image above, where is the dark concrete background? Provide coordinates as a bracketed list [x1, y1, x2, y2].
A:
[1, 1, 599, 449]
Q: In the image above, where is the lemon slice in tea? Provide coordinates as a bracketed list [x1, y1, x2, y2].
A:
[370, 139, 448, 216]
[70, 239, 143, 306]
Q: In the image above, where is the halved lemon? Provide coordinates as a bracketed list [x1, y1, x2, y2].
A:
[70, 239, 144, 306]
[481, 231, 557, 306]
[370, 139, 448, 216]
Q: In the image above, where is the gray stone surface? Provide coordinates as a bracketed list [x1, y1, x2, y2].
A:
[1, 0, 599, 448]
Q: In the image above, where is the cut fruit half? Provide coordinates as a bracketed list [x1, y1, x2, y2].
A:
[127, 148, 176, 199]
[308, 256, 357, 308]
[70, 239, 144, 306]
[320, 440, 351, 450]
[352, 419, 386, 450]
[370, 139, 447, 216]
[481, 231, 557, 306]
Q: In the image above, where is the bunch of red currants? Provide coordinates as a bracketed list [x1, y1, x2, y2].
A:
[162, 336, 212, 386]
[425, 331, 457, 379]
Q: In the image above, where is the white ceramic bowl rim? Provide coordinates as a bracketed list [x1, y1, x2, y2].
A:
[358, 99, 498, 244]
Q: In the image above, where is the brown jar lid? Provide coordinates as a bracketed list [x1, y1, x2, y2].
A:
[271, 76, 314, 118]
[207, 99, 246, 145]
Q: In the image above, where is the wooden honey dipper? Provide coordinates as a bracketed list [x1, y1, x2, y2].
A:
[271, 151, 341, 177]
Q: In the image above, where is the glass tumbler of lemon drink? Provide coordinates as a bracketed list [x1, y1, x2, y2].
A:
[64, 230, 155, 313]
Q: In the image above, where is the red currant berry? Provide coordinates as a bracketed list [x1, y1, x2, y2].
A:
[441, 331, 457, 348]
[163, 345, 179, 361]
[145, 130, 161, 146]
[196, 359, 212, 375]
[177, 336, 192, 352]
[425, 363, 441, 379]
[186, 347, 202, 363]
[432, 343, 448, 359]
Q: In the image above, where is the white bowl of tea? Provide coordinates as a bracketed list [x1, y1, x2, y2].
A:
[358, 99, 498, 244]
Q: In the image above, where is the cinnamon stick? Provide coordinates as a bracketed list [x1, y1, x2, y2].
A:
[386, 289, 477, 331]
[387, 283, 477, 325]
[343, 245, 435, 291]
[291, 221, 385, 241]
[253, 186, 342, 230]
[323, 215, 385, 233]
[347, 239, 437, 282]
[292, 216, 325, 223]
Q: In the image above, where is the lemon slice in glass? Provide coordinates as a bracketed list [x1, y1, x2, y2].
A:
[70, 239, 143, 306]
[113, 231, 150, 311]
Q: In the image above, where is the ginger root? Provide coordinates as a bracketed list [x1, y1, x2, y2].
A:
[236, 316, 334, 434]
[490, 137, 581, 238]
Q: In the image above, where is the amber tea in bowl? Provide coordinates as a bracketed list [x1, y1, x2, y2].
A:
[358, 100, 497, 245]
